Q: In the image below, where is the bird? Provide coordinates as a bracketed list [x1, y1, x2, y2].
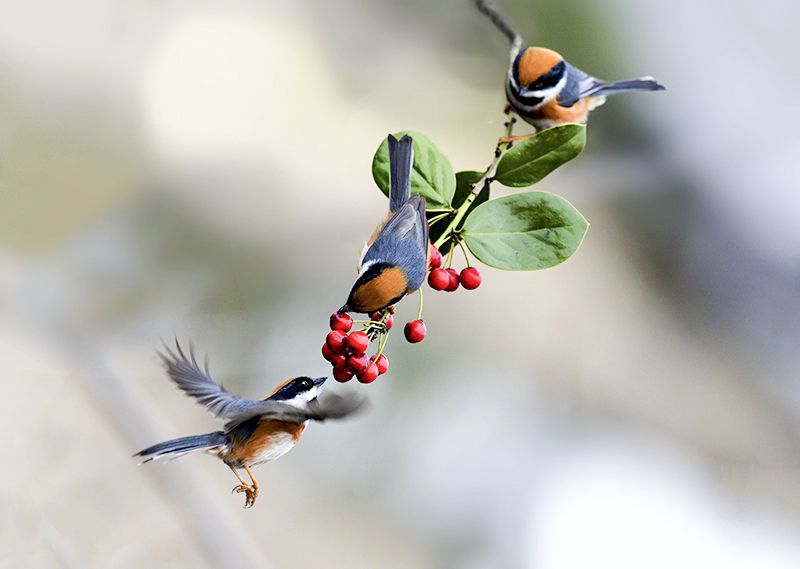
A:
[136, 341, 367, 508]
[473, 0, 664, 133]
[339, 134, 429, 314]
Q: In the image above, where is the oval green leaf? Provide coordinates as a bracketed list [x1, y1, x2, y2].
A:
[494, 124, 586, 188]
[461, 191, 588, 270]
[372, 131, 455, 208]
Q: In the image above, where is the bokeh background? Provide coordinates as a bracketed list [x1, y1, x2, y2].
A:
[3, 0, 800, 567]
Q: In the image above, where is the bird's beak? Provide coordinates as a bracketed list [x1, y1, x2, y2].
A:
[313, 377, 327, 387]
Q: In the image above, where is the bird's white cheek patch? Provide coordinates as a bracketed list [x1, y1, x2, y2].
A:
[532, 73, 569, 106]
[508, 72, 568, 112]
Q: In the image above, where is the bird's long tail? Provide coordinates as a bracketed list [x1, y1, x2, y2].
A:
[388, 134, 414, 212]
[135, 431, 228, 463]
[592, 77, 665, 97]
[472, 0, 522, 60]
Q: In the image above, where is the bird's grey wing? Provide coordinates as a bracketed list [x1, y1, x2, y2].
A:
[378, 199, 419, 239]
[222, 389, 369, 431]
[557, 62, 607, 107]
[160, 340, 261, 420]
[362, 194, 429, 273]
[374, 194, 428, 244]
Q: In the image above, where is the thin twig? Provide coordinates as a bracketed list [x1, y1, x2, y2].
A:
[472, 0, 523, 62]
[431, 113, 516, 249]
[469, 113, 516, 197]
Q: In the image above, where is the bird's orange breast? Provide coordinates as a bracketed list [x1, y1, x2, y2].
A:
[531, 96, 591, 125]
[225, 419, 306, 467]
[350, 267, 409, 313]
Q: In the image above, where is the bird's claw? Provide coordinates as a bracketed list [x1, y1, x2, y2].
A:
[232, 484, 258, 508]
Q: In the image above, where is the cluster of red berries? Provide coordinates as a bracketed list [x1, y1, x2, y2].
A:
[323, 312, 390, 383]
[427, 245, 482, 291]
[323, 309, 428, 383]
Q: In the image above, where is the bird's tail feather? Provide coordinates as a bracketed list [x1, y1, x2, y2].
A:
[135, 431, 228, 464]
[388, 134, 414, 212]
[592, 77, 665, 97]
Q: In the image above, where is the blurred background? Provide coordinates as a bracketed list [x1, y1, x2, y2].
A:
[2, 0, 800, 567]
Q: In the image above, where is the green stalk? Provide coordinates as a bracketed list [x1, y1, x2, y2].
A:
[432, 113, 516, 249]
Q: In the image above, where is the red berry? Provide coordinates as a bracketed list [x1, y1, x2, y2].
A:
[330, 312, 353, 332]
[358, 363, 379, 384]
[384, 314, 394, 330]
[330, 354, 347, 369]
[333, 366, 353, 382]
[326, 330, 348, 353]
[322, 343, 334, 362]
[428, 245, 443, 270]
[404, 320, 426, 343]
[445, 268, 460, 292]
[347, 353, 370, 375]
[346, 331, 369, 354]
[428, 268, 450, 291]
[371, 353, 389, 374]
[459, 267, 482, 290]
[369, 311, 380, 320]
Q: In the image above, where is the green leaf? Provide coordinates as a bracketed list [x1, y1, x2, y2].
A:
[461, 191, 588, 270]
[494, 124, 586, 188]
[429, 170, 487, 251]
[451, 170, 486, 210]
[372, 131, 455, 208]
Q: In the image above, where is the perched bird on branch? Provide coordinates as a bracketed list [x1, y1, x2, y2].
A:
[340, 134, 429, 314]
[136, 341, 367, 508]
[473, 0, 664, 133]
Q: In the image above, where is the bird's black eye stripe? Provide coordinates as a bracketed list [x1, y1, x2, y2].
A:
[512, 52, 522, 85]
[530, 60, 565, 91]
[268, 377, 315, 401]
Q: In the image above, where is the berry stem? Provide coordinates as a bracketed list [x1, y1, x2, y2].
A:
[427, 213, 451, 226]
[457, 238, 472, 268]
[432, 110, 515, 250]
[416, 288, 424, 321]
[446, 236, 455, 269]
[376, 328, 390, 357]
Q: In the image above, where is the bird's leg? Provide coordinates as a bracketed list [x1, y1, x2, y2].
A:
[498, 133, 535, 143]
[497, 109, 526, 144]
[229, 465, 257, 508]
[243, 465, 259, 506]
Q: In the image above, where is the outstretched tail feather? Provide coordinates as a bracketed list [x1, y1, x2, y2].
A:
[591, 77, 665, 97]
[135, 431, 228, 464]
[388, 134, 414, 212]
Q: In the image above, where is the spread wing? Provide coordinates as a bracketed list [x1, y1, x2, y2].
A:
[159, 340, 263, 421]
[222, 389, 369, 431]
[159, 340, 369, 430]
